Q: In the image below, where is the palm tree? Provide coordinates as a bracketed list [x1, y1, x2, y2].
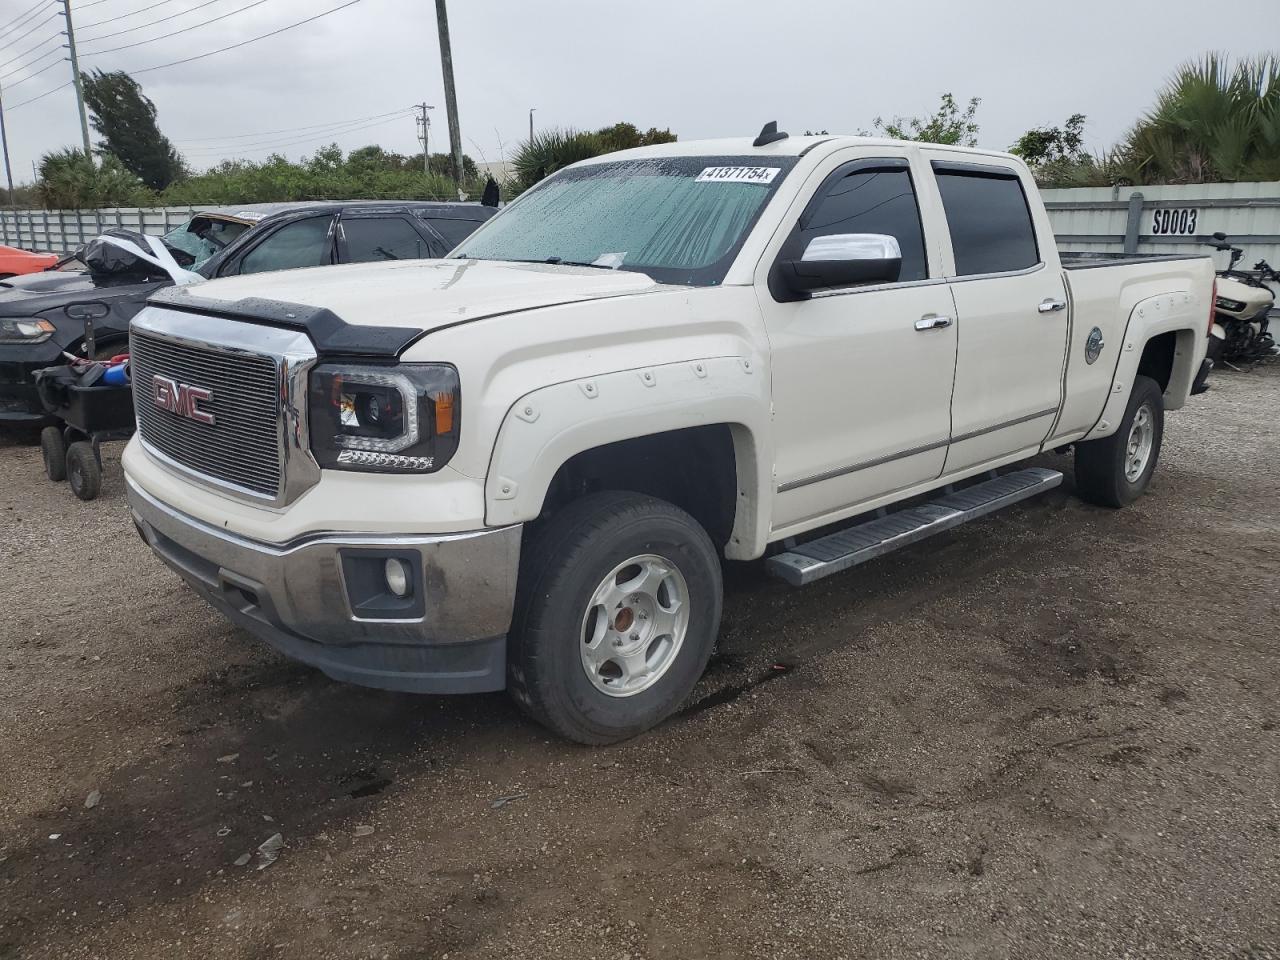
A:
[1124, 53, 1280, 183]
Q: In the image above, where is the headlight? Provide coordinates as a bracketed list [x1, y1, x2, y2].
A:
[308, 363, 460, 473]
[0, 317, 55, 344]
[1215, 296, 1247, 312]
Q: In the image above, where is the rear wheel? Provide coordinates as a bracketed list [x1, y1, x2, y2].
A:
[41, 427, 67, 481]
[66, 441, 102, 501]
[1074, 375, 1164, 508]
[508, 491, 723, 745]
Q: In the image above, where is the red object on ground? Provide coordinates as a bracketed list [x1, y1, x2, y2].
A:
[0, 244, 59, 278]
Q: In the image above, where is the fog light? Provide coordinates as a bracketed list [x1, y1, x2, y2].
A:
[384, 557, 410, 598]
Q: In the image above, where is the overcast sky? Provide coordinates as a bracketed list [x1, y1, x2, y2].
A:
[2, 0, 1277, 184]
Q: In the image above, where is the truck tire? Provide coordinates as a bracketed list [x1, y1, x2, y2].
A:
[508, 491, 723, 745]
[1074, 375, 1164, 508]
[66, 441, 102, 501]
[41, 427, 67, 481]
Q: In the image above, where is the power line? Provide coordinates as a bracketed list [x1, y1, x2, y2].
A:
[82, 0, 269, 56]
[0, 13, 59, 52]
[128, 0, 364, 75]
[79, 0, 185, 30]
[183, 112, 413, 156]
[80, 0, 229, 43]
[0, 56, 63, 88]
[2, 0, 55, 39]
[78, 0, 127, 9]
[0, 32, 62, 71]
[174, 106, 415, 143]
[6, 79, 71, 110]
[0, 45, 64, 83]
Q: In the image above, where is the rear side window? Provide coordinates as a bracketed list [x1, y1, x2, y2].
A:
[797, 165, 927, 283]
[934, 166, 1039, 275]
[342, 217, 432, 262]
[427, 217, 487, 251]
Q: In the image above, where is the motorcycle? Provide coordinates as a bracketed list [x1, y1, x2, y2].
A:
[1205, 232, 1278, 367]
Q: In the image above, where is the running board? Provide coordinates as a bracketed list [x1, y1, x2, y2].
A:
[766, 467, 1063, 587]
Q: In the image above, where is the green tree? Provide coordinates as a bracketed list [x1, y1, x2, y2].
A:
[871, 93, 981, 146]
[36, 148, 154, 208]
[1122, 53, 1280, 183]
[1010, 114, 1089, 166]
[512, 121, 679, 190]
[81, 69, 185, 190]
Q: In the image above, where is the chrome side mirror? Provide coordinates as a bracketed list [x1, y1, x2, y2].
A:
[777, 233, 903, 299]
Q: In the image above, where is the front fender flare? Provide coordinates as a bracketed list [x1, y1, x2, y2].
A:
[484, 356, 772, 560]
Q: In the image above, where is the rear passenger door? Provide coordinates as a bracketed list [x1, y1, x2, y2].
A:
[337, 214, 443, 263]
[926, 158, 1069, 473]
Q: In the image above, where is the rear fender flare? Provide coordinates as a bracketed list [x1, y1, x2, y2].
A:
[1084, 292, 1206, 441]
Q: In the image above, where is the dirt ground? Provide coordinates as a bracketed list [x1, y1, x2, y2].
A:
[1, 364, 1277, 960]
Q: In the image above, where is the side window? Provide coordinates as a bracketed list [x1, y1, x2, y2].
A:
[798, 165, 928, 283]
[235, 217, 334, 276]
[342, 217, 433, 262]
[934, 168, 1040, 275]
[425, 217, 486, 252]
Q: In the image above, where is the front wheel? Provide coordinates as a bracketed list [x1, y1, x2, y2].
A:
[1074, 375, 1164, 508]
[507, 491, 723, 745]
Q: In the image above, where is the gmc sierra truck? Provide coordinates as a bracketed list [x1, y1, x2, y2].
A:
[122, 127, 1214, 744]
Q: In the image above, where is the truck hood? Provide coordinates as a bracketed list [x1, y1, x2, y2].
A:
[153, 258, 664, 331]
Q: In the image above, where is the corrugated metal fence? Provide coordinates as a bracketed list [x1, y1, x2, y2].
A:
[0, 207, 201, 256]
[1042, 181, 1280, 272]
[4, 182, 1280, 270]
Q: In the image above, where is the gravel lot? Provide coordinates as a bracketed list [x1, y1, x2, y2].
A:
[1, 364, 1278, 960]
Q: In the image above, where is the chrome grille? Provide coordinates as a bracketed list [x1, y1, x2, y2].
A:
[130, 329, 283, 498]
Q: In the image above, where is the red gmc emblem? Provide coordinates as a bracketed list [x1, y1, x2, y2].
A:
[151, 375, 216, 425]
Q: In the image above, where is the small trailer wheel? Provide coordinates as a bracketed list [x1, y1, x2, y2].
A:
[66, 441, 102, 501]
[41, 427, 68, 481]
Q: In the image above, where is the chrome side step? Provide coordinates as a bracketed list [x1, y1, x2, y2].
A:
[765, 467, 1063, 587]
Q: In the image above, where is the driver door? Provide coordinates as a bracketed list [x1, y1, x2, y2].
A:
[758, 153, 958, 533]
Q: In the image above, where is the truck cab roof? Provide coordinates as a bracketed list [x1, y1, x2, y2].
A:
[580, 133, 1022, 165]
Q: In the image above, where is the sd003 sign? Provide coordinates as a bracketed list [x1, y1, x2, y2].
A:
[1151, 208, 1199, 236]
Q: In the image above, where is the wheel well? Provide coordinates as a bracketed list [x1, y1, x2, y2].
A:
[1137, 331, 1177, 393]
[539, 425, 738, 549]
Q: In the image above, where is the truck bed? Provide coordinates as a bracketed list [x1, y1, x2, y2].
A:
[1060, 252, 1214, 270]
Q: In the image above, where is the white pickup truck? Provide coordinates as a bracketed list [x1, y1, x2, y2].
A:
[122, 126, 1214, 743]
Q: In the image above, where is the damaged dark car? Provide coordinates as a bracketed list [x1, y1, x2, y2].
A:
[0, 200, 496, 429]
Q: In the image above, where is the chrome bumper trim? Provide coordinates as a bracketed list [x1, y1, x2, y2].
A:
[126, 477, 521, 691]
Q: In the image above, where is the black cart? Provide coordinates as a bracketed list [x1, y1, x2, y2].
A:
[33, 363, 135, 501]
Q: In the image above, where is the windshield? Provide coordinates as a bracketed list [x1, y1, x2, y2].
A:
[454, 156, 797, 285]
[162, 215, 252, 268]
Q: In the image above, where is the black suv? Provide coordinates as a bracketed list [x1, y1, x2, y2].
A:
[0, 200, 496, 428]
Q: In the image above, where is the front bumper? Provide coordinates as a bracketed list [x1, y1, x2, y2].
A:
[126, 477, 521, 694]
[0, 339, 63, 424]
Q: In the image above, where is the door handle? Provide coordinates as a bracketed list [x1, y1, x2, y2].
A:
[915, 314, 953, 331]
[1038, 298, 1067, 313]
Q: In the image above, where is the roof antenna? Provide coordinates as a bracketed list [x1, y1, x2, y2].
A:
[753, 121, 789, 148]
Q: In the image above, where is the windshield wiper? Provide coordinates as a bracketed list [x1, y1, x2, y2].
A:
[456, 255, 622, 270]
[541, 256, 618, 270]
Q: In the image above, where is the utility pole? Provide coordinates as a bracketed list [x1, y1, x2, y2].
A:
[432, 0, 463, 196]
[60, 0, 93, 160]
[0, 82, 20, 248]
[528, 107, 535, 143]
[415, 102, 434, 175]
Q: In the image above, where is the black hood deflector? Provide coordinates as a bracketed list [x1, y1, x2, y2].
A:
[147, 288, 425, 360]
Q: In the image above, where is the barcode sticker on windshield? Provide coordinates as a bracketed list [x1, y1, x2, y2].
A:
[695, 166, 780, 185]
